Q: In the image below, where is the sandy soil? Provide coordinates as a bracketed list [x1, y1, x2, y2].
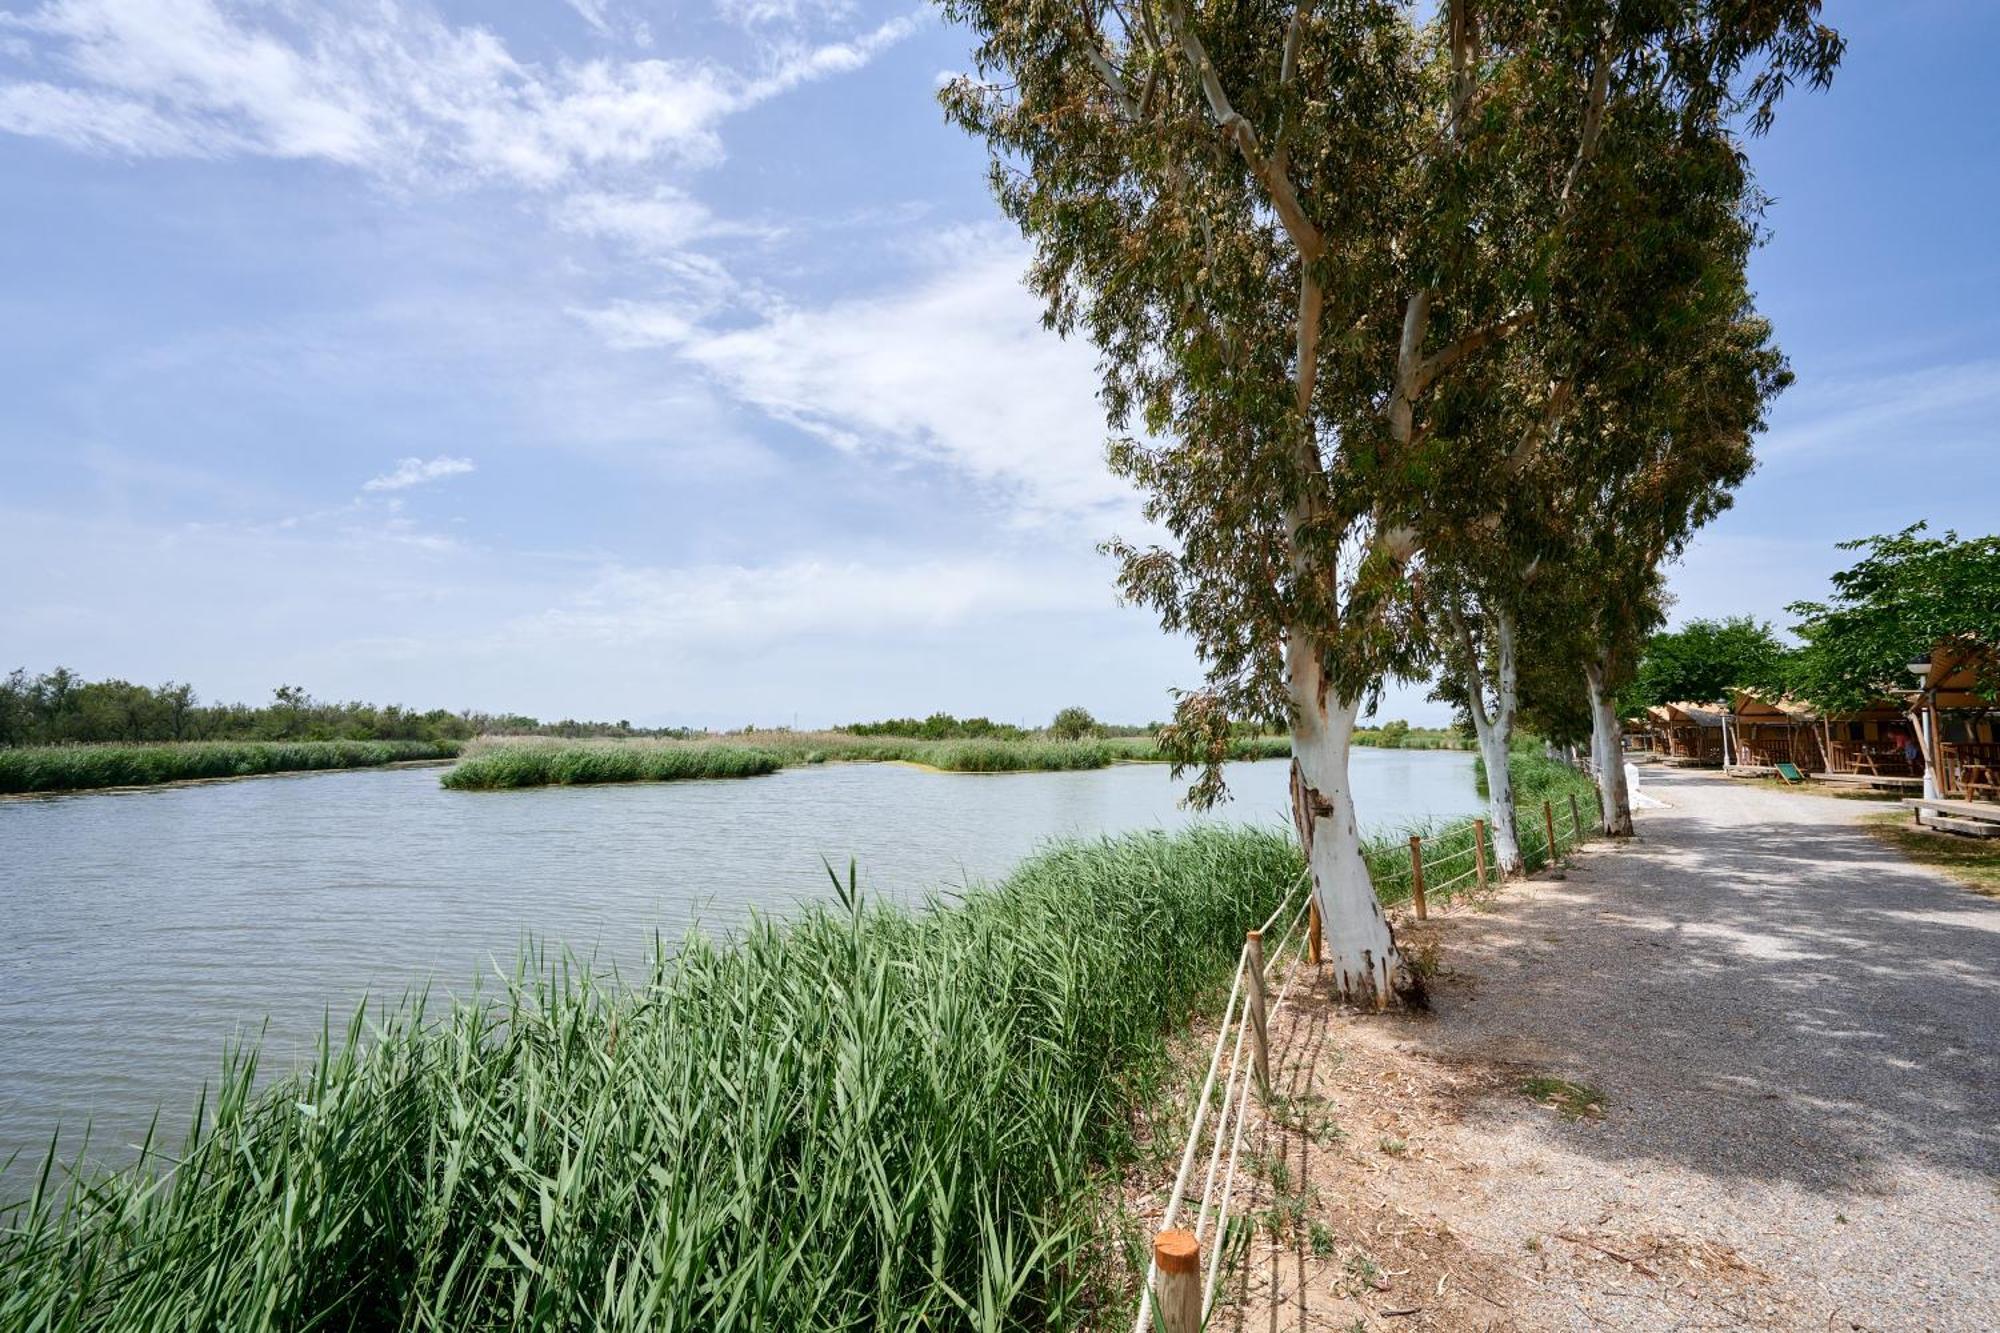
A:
[1126, 768, 2000, 1332]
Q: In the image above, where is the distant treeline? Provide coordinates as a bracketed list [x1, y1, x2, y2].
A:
[0, 669, 690, 748]
[837, 708, 1161, 741]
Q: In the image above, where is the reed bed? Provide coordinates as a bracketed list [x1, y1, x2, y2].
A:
[0, 826, 1302, 1331]
[441, 743, 782, 789]
[439, 732, 1303, 790]
[0, 739, 461, 794]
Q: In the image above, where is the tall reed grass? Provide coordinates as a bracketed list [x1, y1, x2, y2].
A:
[441, 734, 1146, 788]
[442, 743, 782, 789]
[0, 739, 461, 794]
[0, 827, 1302, 1330]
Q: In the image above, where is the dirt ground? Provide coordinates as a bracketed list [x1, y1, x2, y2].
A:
[1120, 768, 2000, 1332]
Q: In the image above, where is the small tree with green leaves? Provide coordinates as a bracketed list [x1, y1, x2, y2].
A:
[1786, 526, 2000, 711]
[1628, 616, 1790, 711]
[1048, 706, 1103, 740]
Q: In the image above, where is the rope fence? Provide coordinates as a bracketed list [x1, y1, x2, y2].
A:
[1140, 774, 1600, 1331]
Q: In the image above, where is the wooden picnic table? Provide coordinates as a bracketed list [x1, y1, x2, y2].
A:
[1960, 762, 2000, 802]
[1851, 749, 1913, 777]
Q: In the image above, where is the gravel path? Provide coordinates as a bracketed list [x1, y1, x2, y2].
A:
[1389, 768, 2000, 1331]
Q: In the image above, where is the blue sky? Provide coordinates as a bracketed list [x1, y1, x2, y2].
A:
[1, 0, 1994, 728]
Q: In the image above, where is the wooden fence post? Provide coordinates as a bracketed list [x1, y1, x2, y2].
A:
[1245, 931, 1270, 1093]
[1407, 835, 1428, 920]
[1568, 791, 1584, 847]
[1542, 800, 1558, 867]
[1307, 896, 1323, 965]
[1473, 818, 1488, 889]
[1153, 1229, 1202, 1333]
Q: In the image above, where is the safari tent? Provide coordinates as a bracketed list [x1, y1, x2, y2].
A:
[1649, 702, 1725, 766]
[1812, 699, 1917, 777]
[1722, 690, 1823, 773]
[1906, 640, 2000, 801]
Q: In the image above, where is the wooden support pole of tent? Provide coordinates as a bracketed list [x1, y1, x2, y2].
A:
[1244, 930, 1270, 1093]
[1473, 819, 1489, 889]
[1152, 1229, 1202, 1333]
[1407, 835, 1428, 920]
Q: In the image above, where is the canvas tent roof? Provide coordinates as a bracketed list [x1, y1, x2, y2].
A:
[1908, 639, 1999, 711]
[1657, 702, 1727, 727]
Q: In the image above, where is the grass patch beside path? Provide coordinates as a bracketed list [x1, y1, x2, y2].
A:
[0, 739, 461, 794]
[1861, 811, 2000, 897]
[0, 826, 1302, 1331]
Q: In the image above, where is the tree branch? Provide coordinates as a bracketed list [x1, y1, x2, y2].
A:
[1411, 307, 1532, 396]
[1505, 379, 1574, 476]
[1162, 0, 1323, 260]
[1558, 28, 1612, 205]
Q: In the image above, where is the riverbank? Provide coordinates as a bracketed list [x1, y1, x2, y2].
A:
[0, 825, 1300, 1330]
[438, 731, 1292, 789]
[0, 739, 464, 794]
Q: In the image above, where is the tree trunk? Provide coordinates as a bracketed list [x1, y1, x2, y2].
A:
[1286, 638, 1411, 1006]
[1459, 606, 1523, 877]
[1585, 655, 1634, 837]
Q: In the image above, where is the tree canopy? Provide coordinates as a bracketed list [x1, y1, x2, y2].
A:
[1786, 526, 2000, 711]
[1625, 616, 1789, 711]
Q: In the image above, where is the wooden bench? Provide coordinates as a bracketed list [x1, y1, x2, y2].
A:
[1900, 797, 2000, 838]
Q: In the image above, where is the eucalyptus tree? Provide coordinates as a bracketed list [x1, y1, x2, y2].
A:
[939, 0, 1839, 1003]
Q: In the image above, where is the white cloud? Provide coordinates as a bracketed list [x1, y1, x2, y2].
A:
[0, 0, 921, 186]
[516, 554, 1109, 648]
[1762, 357, 2000, 460]
[586, 229, 1130, 520]
[556, 186, 780, 252]
[363, 455, 476, 492]
[563, 0, 612, 37]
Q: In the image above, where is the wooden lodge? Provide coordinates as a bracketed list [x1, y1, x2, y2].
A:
[1650, 702, 1725, 766]
[1722, 690, 1822, 773]
[1907, 640, 2000, 803]
[1812, 699, 1919, 780]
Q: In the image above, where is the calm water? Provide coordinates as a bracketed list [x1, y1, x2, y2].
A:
[0, 751, 1478, 1171]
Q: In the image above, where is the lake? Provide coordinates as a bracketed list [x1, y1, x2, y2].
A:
[0, 749, 1480, 1174]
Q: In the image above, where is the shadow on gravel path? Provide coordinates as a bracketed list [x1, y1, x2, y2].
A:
[1387, 766, 2000, 1330]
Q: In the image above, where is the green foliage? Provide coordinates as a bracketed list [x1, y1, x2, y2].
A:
[441, 735, 1134, 788]
[442, 744, 782, 789]
[0, 740, 460, 794]
[1626, 617, 1790, 712]
[0, 827, 1301, 1331]
[1047, 707, 1101, 741]
[0, 668, 688, 748]
[838, 713, 1029, 741]
[1786, 526, 2000, 711]
[940, 0, 1840, 804]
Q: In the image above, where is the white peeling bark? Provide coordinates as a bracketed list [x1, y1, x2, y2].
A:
[1287, 637, 1403, 1005]
[1456, 605, 1523, 876]
[1584, 655, 1633, 837]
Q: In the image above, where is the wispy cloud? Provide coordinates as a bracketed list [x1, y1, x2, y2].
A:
[1762, 357, 2000, 461]
[556, 187, 780, 252]
[0, 0, 923, 186]
[579, 228, 1130, 520]
[364, 455, 476, 492]
[515, 553, 1110, 648]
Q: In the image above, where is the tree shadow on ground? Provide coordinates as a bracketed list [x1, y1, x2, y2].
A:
[1402, 769, 2000, 1200]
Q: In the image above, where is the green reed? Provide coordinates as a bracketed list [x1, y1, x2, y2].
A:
[441, 743, 783, 789]
[0, 826, 1302, 1332]
[0, 739, 462, 794]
